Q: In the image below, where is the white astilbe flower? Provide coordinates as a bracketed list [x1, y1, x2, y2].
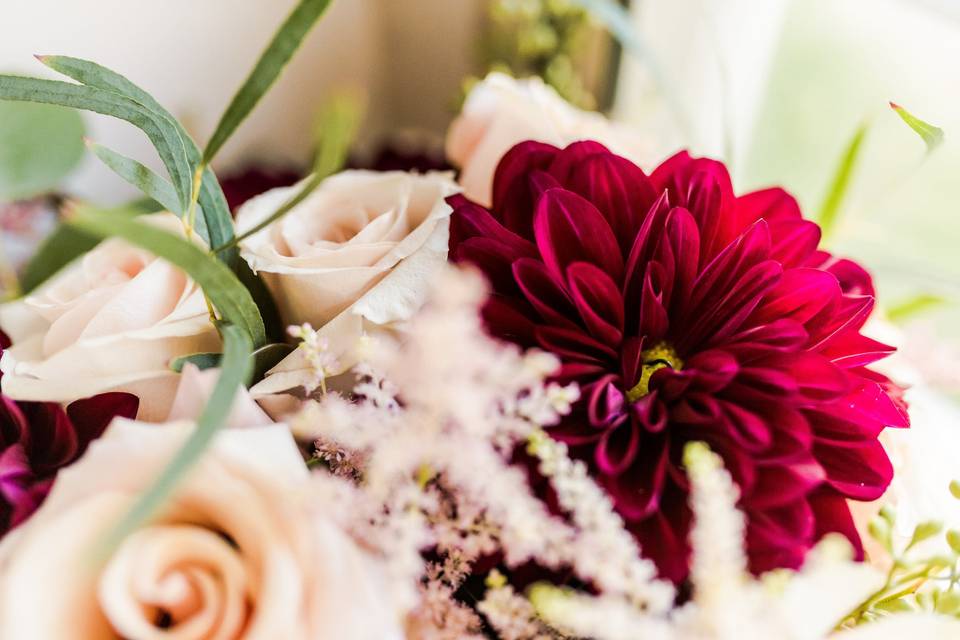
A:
[287, 265, 960, 640]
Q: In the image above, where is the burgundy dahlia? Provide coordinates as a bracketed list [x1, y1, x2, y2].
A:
[0, 335, 138, 536]
[448, 141, 909, 583]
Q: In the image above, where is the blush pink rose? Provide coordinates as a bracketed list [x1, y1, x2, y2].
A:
[0, 418, 404, 639]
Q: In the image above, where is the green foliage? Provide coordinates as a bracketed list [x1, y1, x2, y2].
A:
[169, 352, 222, 373]
[36, 56, 237, 265]
[887, 293, 947, 324]
[0, 100, 85, 200]
[202, 0, 335, 164]
[890, 102, 944, 154]
[817, 122, 869, 241]
[841, 483, 960, 627]
[0, 75, 192, 208]
[69, 209, 266, 347]
[98, 323, 253, 556]
[85, 140, 184, 215]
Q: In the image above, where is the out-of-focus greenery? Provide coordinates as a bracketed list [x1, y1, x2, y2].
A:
[0, 101, 84, 201]
[743, 0, 960, 343]
[482, 0, 602, 108]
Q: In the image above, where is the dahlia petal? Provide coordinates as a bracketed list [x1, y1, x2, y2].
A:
[769, 219, 822, 267]
[638, 263, 670, 342]
[449, 198, 537, 257]
[566, 261, 625, 346]
[66, 392, 138, 448]
[586, 375, 626, 427]
[546, 140, 614, 185]
[483, 296, 538, 345]
[748, 457, 826, 509]
[623, 195, 672, 322]
[17, 403, 77, 473]
[0, 396, 29, 446]
[827, 377, 910, 430]
[604, 434, 669, 519]
[685, 350, 739, 392]
[630, 504, 691, 584]
[809, 254, 875, 298]
[814, 437, 892, 501]
[723, 319, 810, 363]
[533, 188, 624, 284]
[782, 352, 850, 401]
[671, 391, 721, 425]
[632, 391, 668, 433]
[694, 260, 782, 350]
[453, 237, 522, 294]
[534, 325, 617, 363]
[492, 141, 560, 237]
[808, 489, 865, 561]
[809, 295, 874, 350]
[595, 419, 640, 475]
[737, 187, 803, 223]
[821, 332, 895, 368]
[661, 207, 700, 312]
[719, 400, 772, 451]
[512, 258, 579, 330]
[751, 267, 840, 329]
[564, 152, 657, 251]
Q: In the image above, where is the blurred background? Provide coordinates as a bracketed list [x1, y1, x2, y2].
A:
[1, 0, 958, 398]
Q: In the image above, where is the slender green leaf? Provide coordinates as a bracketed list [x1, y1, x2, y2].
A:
[223, 92, 360, 250]
[818, 122, 869, 241]
[203, 0, 335, 164]
[890, 102, 944, 153]
[0, 100, 85, 200]
[18, 200, 152, 294]
[98, 323, 253, 555]
[236, 260, 284, 342]
[887, 293, 946, 323]
[37, 56, 238, 265]
[86, 140, 182, 214]
[251, 342, 294, 382]
[170, 352, 222, 373]
[69, 210, 266, 346]
[0, 74, 192, 210]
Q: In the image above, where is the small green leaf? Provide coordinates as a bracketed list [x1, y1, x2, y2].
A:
[950, 480, 960, 500]
[170, 352, 222, 373]
[98, 323, 252, 555]
[908, 520, 944, 550]
[251, 343, 295, 383]
[224, 91, 361, 250]
[85, 140, 183, 214]
[946, 530, 960, 555]
[0, 74, 192, 211]
[936, 590, 960, 615]
[202, 0, 335, 164]
[887, 293, 946, 323]
[818, 122, 869, 241]
[879, 504, 897, 526]
[37, 56, 239, 267]
[69, 209, 266, 347]
[890, 102, 944, 153]
[0, 100, 85, 200]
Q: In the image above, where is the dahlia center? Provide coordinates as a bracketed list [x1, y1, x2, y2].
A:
[626, 342, 683, 402]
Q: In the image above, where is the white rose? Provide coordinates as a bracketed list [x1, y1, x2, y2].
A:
[0, 419, 404, 640]
[0, 213, 220, 420]
[446, 72, 653, 206]
[235, 170, 458, 396]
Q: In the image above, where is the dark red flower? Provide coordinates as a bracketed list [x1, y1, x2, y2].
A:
[0, 334, 138, 536]
[448, 141, 909, 583]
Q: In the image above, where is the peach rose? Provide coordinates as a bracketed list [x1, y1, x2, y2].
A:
[446, 72, 652, 206]
[0, 213, 220, 420]
[165, 363, 273, 427]
[236, 170, 457, 396]
[0, 419, 404, 639]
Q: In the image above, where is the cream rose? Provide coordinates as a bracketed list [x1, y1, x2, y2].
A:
[446, 72, 652, 206]
[236, 170, 457, 396]
[0, 419, 404, 640]
[0, 213, 220, 420]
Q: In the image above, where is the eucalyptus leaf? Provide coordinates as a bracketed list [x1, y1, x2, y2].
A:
[86, 140, 183, 214]
[0, 100, 85, 200]
[69, 209, 266, 347]
[0, 74, 192, 210]
[890, 102, 944, 153]
[818, 122, 868, 241]
[251, 342, 294, 383]
[37, 56, 238, 265]
[98, 323, 253, 556]
[169, 352, 222, 373]
[202, 0, 335, 164]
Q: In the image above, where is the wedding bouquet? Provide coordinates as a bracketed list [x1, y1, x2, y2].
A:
[0, 2, 958, 639]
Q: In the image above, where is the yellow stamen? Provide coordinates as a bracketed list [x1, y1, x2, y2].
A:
[626, 342, 683, 402]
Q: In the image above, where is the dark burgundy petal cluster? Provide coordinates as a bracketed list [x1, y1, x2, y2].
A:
[448, 141, 909, 583]
[0, 334, 138, 536]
